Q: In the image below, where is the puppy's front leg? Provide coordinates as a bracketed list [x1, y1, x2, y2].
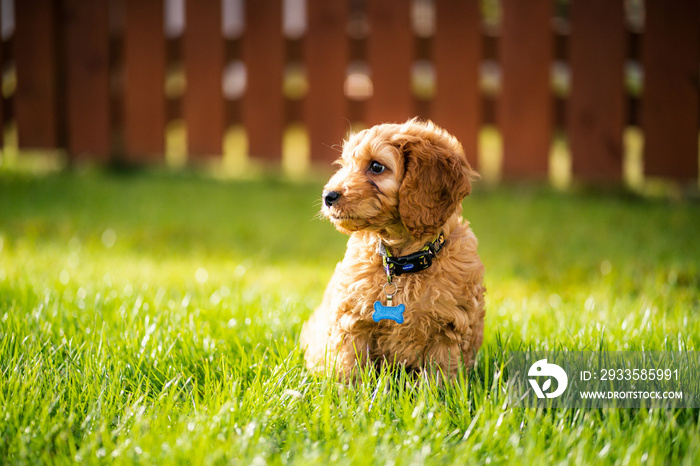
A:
[326, 326, 372, 380]
[422, 331, 481, 380]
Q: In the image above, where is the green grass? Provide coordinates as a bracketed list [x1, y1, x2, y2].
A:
[1, 170, 699, 465]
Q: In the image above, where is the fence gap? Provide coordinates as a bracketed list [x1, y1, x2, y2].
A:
[642, 0, 700, 182]
[413, 2, 434, 122]
[499, 0, 552, 178]
[346, 2, 369, 128]
[243, 0, 284, 162]
[284, 35, 304, 125]
[123, 0, 166, 163]
[568, 0, 625, 182]
[433, 0, 480, 168]
[366, 0, 413, 125]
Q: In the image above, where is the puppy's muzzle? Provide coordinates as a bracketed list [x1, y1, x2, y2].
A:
[323, 190, 341, 207]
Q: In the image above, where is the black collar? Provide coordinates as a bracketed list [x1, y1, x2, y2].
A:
[378, 232, 446, 278]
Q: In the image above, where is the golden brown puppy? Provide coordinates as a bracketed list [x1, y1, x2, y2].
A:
[301, 118, 485, 379]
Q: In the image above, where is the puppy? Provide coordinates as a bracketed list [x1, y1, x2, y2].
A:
[301, 118, 485, 379]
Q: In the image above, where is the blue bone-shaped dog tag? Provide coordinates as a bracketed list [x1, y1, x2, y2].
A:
[372, 301, 406, 324]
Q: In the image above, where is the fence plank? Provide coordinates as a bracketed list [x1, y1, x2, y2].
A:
[642, 0, 700, 181]
[14, 0, 58, 149]
[184, 0, 224, 159]
[432, 0, 480, 168]
[123, 0, 166, 162]
[568, 0, 625, 181]
[305, 0, 348, 164]
[243, 0, 284, 161]
[64, 0, 111, 162]
[366, 0, 413, 125]
[499, 0, 552, 178]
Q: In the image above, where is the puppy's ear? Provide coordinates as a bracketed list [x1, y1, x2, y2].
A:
[393, 122, 474, 239]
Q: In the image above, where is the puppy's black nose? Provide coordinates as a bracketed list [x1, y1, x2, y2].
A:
[324, 191, 341, 207]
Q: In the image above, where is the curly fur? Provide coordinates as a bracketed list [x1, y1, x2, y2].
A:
[301, 118, 486, 379]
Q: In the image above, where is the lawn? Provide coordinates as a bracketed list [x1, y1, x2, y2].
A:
[1, 170, 699, 464]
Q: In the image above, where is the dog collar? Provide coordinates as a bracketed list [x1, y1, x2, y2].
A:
[372, 233, 445, 325]
[378, 232, 446, 278]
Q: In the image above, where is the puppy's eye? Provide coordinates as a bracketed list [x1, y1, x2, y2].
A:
[368, 161, 385, 174]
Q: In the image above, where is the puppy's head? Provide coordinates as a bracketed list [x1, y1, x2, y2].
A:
[322, 118, 474, 240]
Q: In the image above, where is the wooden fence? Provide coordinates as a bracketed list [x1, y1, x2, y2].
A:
[1, 0, 699, 183]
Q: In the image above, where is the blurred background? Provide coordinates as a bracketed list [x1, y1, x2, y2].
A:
[1, 5, 699, 461]
[0, 0, 698, 189]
